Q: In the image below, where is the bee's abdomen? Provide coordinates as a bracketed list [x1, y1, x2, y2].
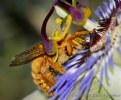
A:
[31, 57, 56, 96]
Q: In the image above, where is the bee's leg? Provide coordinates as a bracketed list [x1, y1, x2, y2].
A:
[47, 57, 66, 74]
[66, 42, 73, 56]
[72, 30, 91, 45]
[51, 15, 72, 42]
[65, 30, 89, 56]
[74, 30, 90, 36]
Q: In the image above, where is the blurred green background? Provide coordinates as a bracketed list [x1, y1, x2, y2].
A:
[0, 0, 107, 100]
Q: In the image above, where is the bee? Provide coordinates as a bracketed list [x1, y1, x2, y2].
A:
[9, 30, 89, 96]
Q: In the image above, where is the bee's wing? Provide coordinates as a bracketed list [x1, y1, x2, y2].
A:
[9, 43, 45, 67]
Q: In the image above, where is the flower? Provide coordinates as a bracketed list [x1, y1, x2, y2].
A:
[40, 0, 91, 55]
[40, 0, 91, 60]
[49, 0, 121, 100]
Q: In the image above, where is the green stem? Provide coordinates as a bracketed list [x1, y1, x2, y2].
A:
[72, 0, 76, 7]
[95, 77, 114, 100]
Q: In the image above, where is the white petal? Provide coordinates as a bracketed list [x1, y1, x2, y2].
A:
[22, 90, 47, 100]
[55, 6, 68, 18]
[96, 65, 121, 100]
